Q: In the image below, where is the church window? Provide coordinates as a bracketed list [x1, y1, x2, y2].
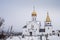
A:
[23, 25, 27, 28]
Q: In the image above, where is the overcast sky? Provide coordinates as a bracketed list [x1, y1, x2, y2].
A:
[0, 0, 60, 32]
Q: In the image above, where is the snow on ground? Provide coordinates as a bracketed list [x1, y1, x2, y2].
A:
[6, 36, 60, 40]
[6, 36, 21, 40]
[48, 35, 60, 40]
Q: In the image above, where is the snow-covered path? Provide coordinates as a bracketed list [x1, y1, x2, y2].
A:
[6, 36, 60, 40]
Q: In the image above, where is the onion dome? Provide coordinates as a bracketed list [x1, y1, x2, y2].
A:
[32, 6, 37, 16]
[32, 11, 37, 16]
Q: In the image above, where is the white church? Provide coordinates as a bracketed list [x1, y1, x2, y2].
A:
[21, 8, 53, 40]
[6, 8, 60, 40]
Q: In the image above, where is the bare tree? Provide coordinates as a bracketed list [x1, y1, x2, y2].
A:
[0, 17, 4, 27]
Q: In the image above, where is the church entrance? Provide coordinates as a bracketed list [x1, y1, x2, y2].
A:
[29, 32, 32, 36]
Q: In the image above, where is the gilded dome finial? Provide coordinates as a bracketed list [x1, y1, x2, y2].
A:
[47, 12, 48, 16]
[33, 6, 35, 11]
[46, 12, 51, 22]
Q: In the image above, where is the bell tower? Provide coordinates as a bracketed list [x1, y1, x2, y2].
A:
[44, 12, 52, 34]
[45, 12, 51, 26]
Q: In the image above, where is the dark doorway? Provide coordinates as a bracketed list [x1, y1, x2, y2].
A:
[30, 32, 32, 36]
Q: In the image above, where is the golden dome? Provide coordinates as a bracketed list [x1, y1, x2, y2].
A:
[46, 12, 51, 22]
[32, 11, 37, 16]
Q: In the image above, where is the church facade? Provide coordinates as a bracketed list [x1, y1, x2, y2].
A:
[21, 8, 53, 40]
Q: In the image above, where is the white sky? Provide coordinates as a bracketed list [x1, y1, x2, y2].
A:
[0, 0, 60, 32]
